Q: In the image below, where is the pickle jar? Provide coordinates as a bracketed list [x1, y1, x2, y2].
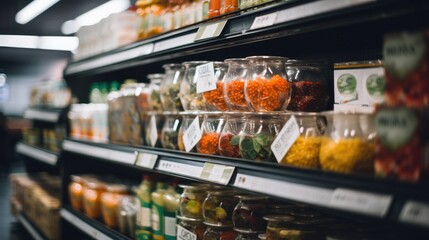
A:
[285, 60, 329, 112]
[263, 215, 295, 240]
[203, 225, 237, 240]
[197, 113, 225, 155]
[218, 113, 246, 158]
[82, 180, 106, 219]
[100, 184, 128, 228]
[145, 112, 165, 147]
[280, 113, 326, 169]
[224, 58, 251, 111]
[245, 56, 291, 112]
[319, 112, 375, 174]
[160, 63, 185, 111]
[161, 112, 182, 150]
[177, 215, 207, 240]
[179, 184, 211, 219]
[178, 112, 203, 152]
[239, 113, 283, 162]
[203, 190, 238, 226]
[232, 195, 268, 232]
[235, 229, 260, 240]
[202, 62, 229, 111]
[69, 175, 91, 211]
[220, 0, 239, 14]
[147, 73, 164, 111]
[180, 61, 210, 111]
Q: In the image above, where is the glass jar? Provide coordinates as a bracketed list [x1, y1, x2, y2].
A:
[145, 112, 165, 147]
[319, 112, 375, 174]
[203, 190, 238, 226]
[180, 61, 210, 111]
[101, 184, 128, 228]
[108, 88, 123, 143]
[145, 0, 167, 38]
[235, 229, 260, 240]
[203, 225, 237, 240]
[118, 195, 138, 238]
[160, 63, 185, 111]
[208, 0, 221, 18]
[147, 74, 164, 111]
[178, 215, 207, 240]
[245, 56, 291, 112]
[82, 180, 106, 219]
[285, 60, 329, 112]
[263, 215, 295, 240]
[69, 175, 91, 211]
[135, 83, 150, 145]
[178, 112, 203, 152]
[120, 83, 142, 145]
[197, 113, 225, 155]
[218, 113, 246, 158]
[280, 113, 326, 169]
[161, 112, 182, 150]
[232, 195, 268, 232]
[202, 62, 229, 111]
[220, 0, 239, 14]
[136, 0, 149, 39]
[179, 184, 211, 219]
[224, 58, 251, 111]
[239, 113, 283, 162]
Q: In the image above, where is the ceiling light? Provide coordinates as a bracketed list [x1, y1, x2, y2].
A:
[15, 0, 60, 24]
[0, 35, 78, 51]
[61, 0, 130, 35]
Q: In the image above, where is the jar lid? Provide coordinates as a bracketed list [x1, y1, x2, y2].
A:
[206, 190, 237, 196]
[235, 195, 268, 201]
[233, 228, 264, 234]
[177, 215, 204, 223]
[263, 215, 295, 222]
[285, 59, 327, 66]
[203, 222, 234, 228]
[334, 60, 383, 69]
[288, 209, 320, 219]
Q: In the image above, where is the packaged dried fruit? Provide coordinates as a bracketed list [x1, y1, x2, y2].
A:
[224, 58, 251, 111]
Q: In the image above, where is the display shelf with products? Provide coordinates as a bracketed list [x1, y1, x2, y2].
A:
[11, 199, 48, 240]
[15, 142, 59, 166]
[23, 107, 64, 123]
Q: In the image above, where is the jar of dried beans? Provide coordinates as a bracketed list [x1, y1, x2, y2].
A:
[197, 113, 225, 155]
[218, 113, 246, 158]
[224, 58, 251, 111]
[285, 60, 329, 112]
[245, 56, 291, 112]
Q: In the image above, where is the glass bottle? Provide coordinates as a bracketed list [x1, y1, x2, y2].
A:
[135, 175, 155, 240]
[218, 113, 246, 158]
[223, 58, 251, 111]
[152, 182, 168, 240]
[160, 63, 185, 111]
[161, 112, 182, 150]
[245, 56, 291, 112]
[202, 62, 229, 111]
[180, 61, 210, 111]
[197, 113, 225, 155]
[263, 215, 295, 240]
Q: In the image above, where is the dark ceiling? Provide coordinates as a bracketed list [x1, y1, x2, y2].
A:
[0, 0, 120, 76]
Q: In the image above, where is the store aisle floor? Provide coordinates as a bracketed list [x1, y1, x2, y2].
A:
[0, 157, 31, 240]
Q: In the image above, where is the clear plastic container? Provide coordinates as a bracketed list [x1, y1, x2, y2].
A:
[245, 56, 291, 112]
[161, 112, 182, 150]
[218, 113, 246, 158]
[224, 58, 251, 111]
[197, 113, 225, 155]
[180, 61, 210, 111]
[147, 74, 164, 111]
[232, 195, 268, 232]
[203, 190, 238, 226]
[202, 62, 229, 111]
[285, 60, 329, 112]
[160, 63, 185, 111]
[120, 83, 142, 145]
[107, 88, 124, 143]
[179, 184, 211, 219]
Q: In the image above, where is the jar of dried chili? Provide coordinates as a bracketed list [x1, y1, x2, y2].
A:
[197, 113, 225, 155]
[285, 60, 329, 112]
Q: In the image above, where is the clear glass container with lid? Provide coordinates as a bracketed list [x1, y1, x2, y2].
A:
[177, 215, 207, 240]
[180, 61, 210, 111]
[203, 225, 237, 240]
[179, 183, 211, 219]
[285, 60, 330, 112]
[224, 58, 251, 111]
[319, 112, 375, 174]
[101, 184, 129, 228]
[245, 56, 291, 112]
[218, 113, 246, 158]
[232, 195, 268, 232]
[239, 113, 284, 162]
[160, 63, 185, 111]
[202, 62, 229, 111]
[107, 86, 123, 143]
[144, 111, 165, 147]
[178, 112, 203, 152]
[197, 113, 225, 155]
[203, 190, 238, 226]
[161, 112, 182, 150]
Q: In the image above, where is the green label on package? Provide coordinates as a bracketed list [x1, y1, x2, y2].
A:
[337, 73, 357, 96]
[152, 203, 164, 238]
[366, 74, 385, 97]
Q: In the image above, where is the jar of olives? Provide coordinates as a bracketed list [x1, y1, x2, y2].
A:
[203, 190, 238, 226]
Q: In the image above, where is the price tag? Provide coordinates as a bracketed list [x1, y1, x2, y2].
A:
[196, 62, 216, 93]
[177, 225, 197, 240]
[271, 115, 300, 162]
[330, 188, 392, 217]
[157, 160, 203, 178]
[194, 20, 227, 41]
[250, 12, 278, 30]
[150, 115, 158, 147]
[399, 201, 429, 227]
[200, 163, 235, 185]
[183, 117, 202, 152]
[135, 152, 158, 169]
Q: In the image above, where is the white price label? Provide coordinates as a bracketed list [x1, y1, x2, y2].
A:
[399, 201, 429, 227]
[183, 116, 202, 152]
[271, 115, 300, 162]
[330, 188, 392, 217]
[250, 12, 278, 30]
[135, 152, 158, 169]
[177, 225, 197, 240]
[196, 62, 217, 93]
[194, 20, 227, 41]
[150, 115, 158, 147]
[200, 163, 235, 185]
[157, 160, 203, 178]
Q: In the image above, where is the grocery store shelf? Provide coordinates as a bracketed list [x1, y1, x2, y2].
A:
[62, 0, 422, 78]
[12, 200, 47, 240]
[61, 139, 429, 229]
[23, 107, 63, 122]
[60, 207, 132, 240]
[16, 142, 58, 166]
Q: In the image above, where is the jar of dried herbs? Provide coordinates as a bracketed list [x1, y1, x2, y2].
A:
[161, 112, 182, 150]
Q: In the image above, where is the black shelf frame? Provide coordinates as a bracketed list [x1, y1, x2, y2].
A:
[15, 141, 60, 167]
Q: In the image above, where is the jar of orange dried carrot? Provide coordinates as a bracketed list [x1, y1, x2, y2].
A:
[197, 113, 225, 155]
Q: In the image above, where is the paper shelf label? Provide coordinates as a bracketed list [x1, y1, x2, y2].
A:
[194, 20, 227, 41]
[399, 201, 429, 227]
[330, 188, 392, 217]
[183, 116, 202, 152]
[177, 225, 197, 240]
[157, 160, 203, 178]
[250, 12, 278, 30]
[196, 62, 216, 93]
[200, 163, 235, 185]
[271, 115, 300, 162]
[135, 152, 158, 169]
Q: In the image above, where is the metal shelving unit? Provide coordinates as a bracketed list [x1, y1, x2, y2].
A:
[15, 142, 59, 166]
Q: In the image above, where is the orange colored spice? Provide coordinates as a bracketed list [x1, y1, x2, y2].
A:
[226, 79, 247, 108]
[246, 75, 290, 111]
[203, 81, 228, 111]
[197, 132, 220, 155]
